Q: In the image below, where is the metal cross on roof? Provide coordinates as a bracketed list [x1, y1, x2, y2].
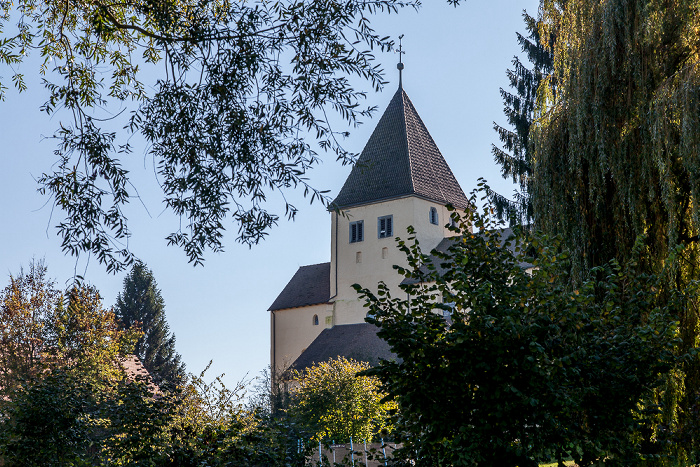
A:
[396, 34, 405, 88]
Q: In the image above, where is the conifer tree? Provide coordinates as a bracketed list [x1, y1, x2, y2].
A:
[115, 262, 185, 387]
[490, 11, 554, 225]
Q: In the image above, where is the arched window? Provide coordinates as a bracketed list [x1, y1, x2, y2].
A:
[313, 314, 319, 326]
[429, 207, 439, 225]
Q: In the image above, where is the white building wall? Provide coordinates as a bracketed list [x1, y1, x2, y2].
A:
[271, 303, 333, 376]
[330, 196, 463, 325]
[271, 196, 469, 376]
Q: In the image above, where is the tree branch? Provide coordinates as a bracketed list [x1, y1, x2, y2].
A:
[97, 3, 287, 44]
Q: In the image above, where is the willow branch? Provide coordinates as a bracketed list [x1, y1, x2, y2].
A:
[97, 3, 288, 44]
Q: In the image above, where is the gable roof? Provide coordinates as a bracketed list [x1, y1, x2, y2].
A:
[288, 323, 396, 373]
[402, 228, 534, 284]
[121, 355, 159, 393]
[331, 87, 469, 209]
[268, 262, 331, 311]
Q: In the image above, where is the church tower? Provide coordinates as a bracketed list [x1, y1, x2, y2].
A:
[329, 85, 469, 325]
[268, 78, 469, 376]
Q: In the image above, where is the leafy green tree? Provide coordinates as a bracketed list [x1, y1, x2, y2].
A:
[0, 369, 105, 466]
[115, 261, 186, 387]
[289, 356, 395, 443]
[532, 0, 700, 458]
[359, 196, 680, 466]
[0, 0, 422, 272]
[0, 281, 141, 465]
[0, 259, 60, 402]
[0, 362, 307, 466]
[531, 0, 700, 278]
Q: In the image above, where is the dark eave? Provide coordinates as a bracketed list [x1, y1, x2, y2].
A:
[287, 323, 397, 373]
[268, 262, 331, 311]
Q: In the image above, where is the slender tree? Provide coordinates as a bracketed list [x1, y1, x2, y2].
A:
[115, 262, 185, 387]
[490, 11, 554, 225]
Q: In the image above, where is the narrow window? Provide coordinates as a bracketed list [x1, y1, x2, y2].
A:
[313, 315, 319, 326]
[356, 251, 362, 263]
[430, 207, 439, 225]
[349, 220, 364, 243]
[382, 247, 388, 259]
[378, 215, 393, 238]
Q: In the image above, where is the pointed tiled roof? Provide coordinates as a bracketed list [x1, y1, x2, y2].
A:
[332, 87, 469, 209]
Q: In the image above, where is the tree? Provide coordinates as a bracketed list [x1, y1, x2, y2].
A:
[0, 0, 426, 273]
[490, 11, 554, 224]
[532, 0, 700, 278]
[358, 197, 681, 466]
[531, 0, 700, 458]
[115, 261, 186, 387]
[46, 284, 141, 383]
[0, 259, 60, 401]
[289, 357, 395, 443]
[0, 362, 308, 466]
[0, 369, 106, 466]
[0, 279, 143, 465]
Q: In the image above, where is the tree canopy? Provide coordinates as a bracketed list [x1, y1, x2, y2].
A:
[289, 357, 395, 443]
[0, 0, 425, 272]
[0, 259, 60, 400]
[528, 0, 700, 458]
[532, 0, 700, 277]
[360, 199, 682, 465]
[0, 261, 306, 465]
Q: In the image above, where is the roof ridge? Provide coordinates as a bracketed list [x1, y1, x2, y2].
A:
[401, 89, 416, 195]
[299, 261, 331, 268]
[403, 92, 447, 203]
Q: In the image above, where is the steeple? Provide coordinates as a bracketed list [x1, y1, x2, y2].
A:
[331, 87, 469, 210]
[397, 34, 405, 89]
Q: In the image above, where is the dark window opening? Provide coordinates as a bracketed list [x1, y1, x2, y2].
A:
[350, 220, 364, 243]
[430, 207, 439, 225]
[378, 215, 393, 238]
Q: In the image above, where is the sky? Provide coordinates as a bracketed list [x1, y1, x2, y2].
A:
[0, 0, 539, 390]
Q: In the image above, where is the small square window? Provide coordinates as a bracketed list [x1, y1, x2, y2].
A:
[378, 215, 393, 238]
[349, 220, 364, 243]
[429, 207, 439, 225]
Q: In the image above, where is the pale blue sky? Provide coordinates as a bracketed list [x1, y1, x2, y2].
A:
[0, 0, 539, 388]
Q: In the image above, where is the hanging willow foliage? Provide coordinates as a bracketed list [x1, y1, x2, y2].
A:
[533, 0, 700, 459]
[533, 0, 700, 277]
